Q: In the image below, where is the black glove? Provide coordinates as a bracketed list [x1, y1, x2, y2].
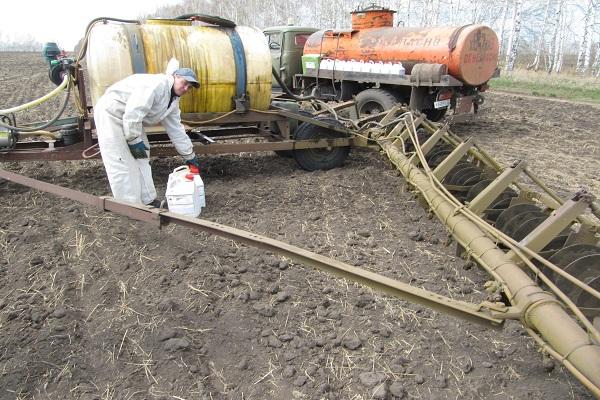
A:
[128, 140, 149, 159]
[185, 154, 202, 172]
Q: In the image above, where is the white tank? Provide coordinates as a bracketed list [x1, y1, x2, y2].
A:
[86, 19, 272, 113]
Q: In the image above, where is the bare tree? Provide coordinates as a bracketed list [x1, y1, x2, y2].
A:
[505, 0, 522, 72]
[421, 0, 435, 26]
[403, 0, 412, 27]
[576, 0, 594, 73]
[547, 0, 560, 73]
[471, 0, 483, 23]
[497, 0, 510, 62]
[527, 0, 551, 71]
[584, 4, 596, 72]
[592, 42, 600, 76]
[553, 3, 566, 74]
[450, 0, 462, 25]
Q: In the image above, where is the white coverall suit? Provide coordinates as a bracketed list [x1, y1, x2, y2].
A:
[94, 74, 195, 205]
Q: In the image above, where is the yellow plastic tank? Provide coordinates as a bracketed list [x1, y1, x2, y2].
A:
[86, 19, 272, 113]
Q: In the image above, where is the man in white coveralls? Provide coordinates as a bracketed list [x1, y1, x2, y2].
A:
[94, 67, 202, 207]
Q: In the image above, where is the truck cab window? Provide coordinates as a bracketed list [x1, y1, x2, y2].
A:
[294, 34, 310, 47]
[265, 33, 282, 52]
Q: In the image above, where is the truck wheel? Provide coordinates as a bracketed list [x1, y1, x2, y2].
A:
[293, 118, 350, 171]
[424, 108, 447, 122]
[355, 89, 399, 115]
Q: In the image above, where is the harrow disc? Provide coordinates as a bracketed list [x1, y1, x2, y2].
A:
[539, 235, 569, 259]
[500, 210, 547, 238]
[495, 204, 540, 230]
[553, 253, 600, 315]
[466, 179, 493, 202]
[548, 244, 600, 271]
[446, 166, 481, 185]
[513, 216, 547, 241]
[427, 148, 452, 167]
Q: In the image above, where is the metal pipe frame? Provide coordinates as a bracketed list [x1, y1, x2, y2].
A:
[0, 109, 359, 162]
[0, 137, 354, 162]
[0, 167, 502, 328]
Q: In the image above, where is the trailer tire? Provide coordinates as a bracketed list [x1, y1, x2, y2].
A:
[293, 118, 350, 171]
[274, 110, 314, 158]
[356, 89, 399, 115]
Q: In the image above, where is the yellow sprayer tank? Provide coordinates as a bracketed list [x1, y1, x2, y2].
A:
[86, 19, 272, 113]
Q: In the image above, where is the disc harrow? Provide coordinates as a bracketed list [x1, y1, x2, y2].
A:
[414, 130, 600, 317]
[356, 105, 600, 396]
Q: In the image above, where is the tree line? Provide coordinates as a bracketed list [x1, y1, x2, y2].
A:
[0, 32, 42, 52]
[3, 0, 599, 76]
[147, 0, 599, 75]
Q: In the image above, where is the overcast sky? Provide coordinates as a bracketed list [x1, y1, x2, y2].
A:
[1, 0, 183, 50]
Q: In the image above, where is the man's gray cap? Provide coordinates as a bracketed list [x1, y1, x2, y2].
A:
[174, 67, 200, 88]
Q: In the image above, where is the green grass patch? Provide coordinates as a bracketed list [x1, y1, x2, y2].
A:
[489, 69, 600, 103]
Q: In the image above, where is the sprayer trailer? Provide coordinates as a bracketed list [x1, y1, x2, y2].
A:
[0, 15, 358, 172]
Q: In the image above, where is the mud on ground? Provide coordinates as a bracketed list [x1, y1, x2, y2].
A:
[0, 53, 598, 399]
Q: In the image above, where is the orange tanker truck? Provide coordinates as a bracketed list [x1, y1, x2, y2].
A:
[264, 5, 499, 121]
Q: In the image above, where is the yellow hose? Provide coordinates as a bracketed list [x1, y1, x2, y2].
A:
[18, 131, 62, 140]
[0, 74, 70, 114]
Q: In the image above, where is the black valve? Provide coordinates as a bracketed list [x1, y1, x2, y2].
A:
[0, 114, 18, 151]
[49, 57, 75, 86]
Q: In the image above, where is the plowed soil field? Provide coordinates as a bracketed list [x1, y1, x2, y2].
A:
[0, 52, 598, 400]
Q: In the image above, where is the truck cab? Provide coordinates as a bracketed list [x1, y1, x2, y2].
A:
[263, 26, 318, 91]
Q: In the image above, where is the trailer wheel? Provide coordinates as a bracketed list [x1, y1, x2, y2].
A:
[293, 118, 350, 171]
[356, 89, 399, 115]
[274, 110, 315, 158]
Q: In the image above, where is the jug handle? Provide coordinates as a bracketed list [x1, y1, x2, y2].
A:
[173, 165, 189, 173]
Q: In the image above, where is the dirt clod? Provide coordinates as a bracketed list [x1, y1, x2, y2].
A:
[389, 381, 406, 398]
[342, 336, 362, 350]
[163, 337, 190, 351]
[359, 371, 386, 387]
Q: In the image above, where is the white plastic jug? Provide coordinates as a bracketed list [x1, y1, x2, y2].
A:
[381, 62, 393, 75]
[362, 61, 374, 73]
[319, 59, 330, 70]
[391, 62, 406, 76]
[371, 61, 384, 74]
[166, 166, 205, 217]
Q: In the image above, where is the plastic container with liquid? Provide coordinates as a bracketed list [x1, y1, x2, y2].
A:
[166, 166, 205, 217]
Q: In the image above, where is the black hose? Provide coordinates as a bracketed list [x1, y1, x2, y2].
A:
[272, 66, 315, 101]
[175, 14, 236, 28]
[0, 80, 72, 132]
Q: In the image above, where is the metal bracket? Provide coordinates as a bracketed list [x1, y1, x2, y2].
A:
[484, 303, 524, 320]
[468, 160, 526, 215]
[507, 189, 596, 261]
[433, 137, 474, 180]
[233, 94, 250, 113]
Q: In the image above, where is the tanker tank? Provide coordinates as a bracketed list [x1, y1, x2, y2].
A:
[86, 19, 272, 113]
[303, 14, 498, 87]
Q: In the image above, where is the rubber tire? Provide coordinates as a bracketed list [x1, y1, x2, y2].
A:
[274, 110, 314, 158]
[355, 88, 399, 115]
[293, 118, 350, 171]
[424, 108, 447, 122]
